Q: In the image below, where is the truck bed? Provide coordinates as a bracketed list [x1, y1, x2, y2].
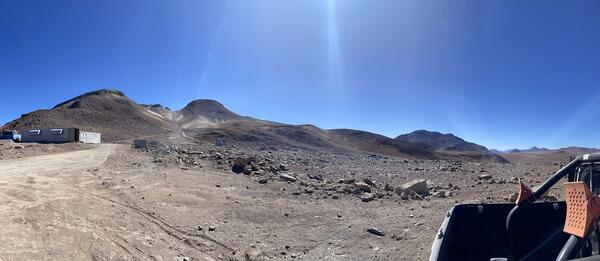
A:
[431, 202, 569, 261]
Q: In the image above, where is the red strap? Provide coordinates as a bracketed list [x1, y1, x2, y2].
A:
[516, 180, 534, 205]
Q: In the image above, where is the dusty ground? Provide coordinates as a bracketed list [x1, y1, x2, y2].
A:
[0, 140, 93, 160]
[0, 137, 573, 260]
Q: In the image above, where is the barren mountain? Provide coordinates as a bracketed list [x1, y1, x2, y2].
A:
[494, 146, 550, 154]
[176, 99, 251, 128]
[4, 89, 507, 162]
[395, 130, 487, 151]
[395, 130, 508, 163]
[4, 89, 177, 141]
[501, 146, 600, 164]
[142, 104, 177, 121]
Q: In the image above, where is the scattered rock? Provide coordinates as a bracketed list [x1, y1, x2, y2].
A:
[391, 234, 404, 241]
[395, 179, 429, 196]
[279, 164, 289, 171]
[400, 192, 409, 200]
[508, 192, 518, 202]
[279, 174, 297, 182]
[308, 174, 323, 181]
[367, 227, 385, 236]
[478, 174, 492, 181]
[363, 178, 376, 187]
[232, 163, 245, 174]
[433, 191, 447, 198]
[361, 192, 375, 202]
[384, 183, 393, 191]
[354, 182, 372, 193]
[245, 248, 268, 261]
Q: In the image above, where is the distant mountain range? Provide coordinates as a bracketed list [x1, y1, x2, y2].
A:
[491, 146, 600, 155]
[491, 146, 550, 154]
[3, 88, 511, 163]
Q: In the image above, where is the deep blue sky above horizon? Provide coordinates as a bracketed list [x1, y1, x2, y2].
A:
[1, 0, 600, 150]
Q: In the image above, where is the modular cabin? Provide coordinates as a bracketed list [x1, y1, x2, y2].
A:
[21, 128, 101, 144]
[0, 130, 16, 140]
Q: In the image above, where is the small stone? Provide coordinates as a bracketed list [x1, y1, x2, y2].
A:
[279, 174, 297, 182]
[367, 227, 385, 236]
[208, 226, 216, 231]
[361, 192, 375, 202]
[433, 191, 447, 198]
[308, 174, 323, 181]
[478, 174, 492, 181]
[384, 183, 393, 191]
[508, 192, 518, 202]
[363, 178, 376, 186]
[391, 234, 404, 241]
[279, 164, 289, 171]
[245, 248, 267, 261]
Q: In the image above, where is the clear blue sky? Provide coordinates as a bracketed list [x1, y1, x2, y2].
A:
[1, 1, 600, 150]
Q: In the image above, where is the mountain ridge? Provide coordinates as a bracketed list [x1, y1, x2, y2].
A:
[4, 88, 508, 163]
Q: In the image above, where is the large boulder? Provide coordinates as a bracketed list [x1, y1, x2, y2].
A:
[354, 182, 372, 193]
[395, 179, 429, 196]
[232, 157, 251, 174]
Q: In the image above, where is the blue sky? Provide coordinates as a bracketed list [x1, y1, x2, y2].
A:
[1, 1, 600, 150]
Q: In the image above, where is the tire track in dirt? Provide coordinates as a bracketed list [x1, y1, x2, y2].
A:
[93, 194, 235, 255]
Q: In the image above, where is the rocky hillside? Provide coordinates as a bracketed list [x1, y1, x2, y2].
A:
[4, 89, 177, 141]
[501, 146, 600, 164]
[395, 130, 508, 163]
[176, 99, 251, 128]
[395, 130, 487, 152]
[4, 89, 508, 163]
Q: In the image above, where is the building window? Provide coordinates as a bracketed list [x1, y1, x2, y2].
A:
[29, 130, 41, 135]
[50, 129, 63, 135]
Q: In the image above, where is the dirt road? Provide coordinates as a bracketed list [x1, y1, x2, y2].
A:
[0, 144, 222, 260]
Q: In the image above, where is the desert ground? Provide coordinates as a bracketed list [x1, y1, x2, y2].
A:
[0, 132, 571, 261]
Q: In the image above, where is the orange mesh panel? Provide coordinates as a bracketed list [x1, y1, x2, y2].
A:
[564, 182, 593, 238]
